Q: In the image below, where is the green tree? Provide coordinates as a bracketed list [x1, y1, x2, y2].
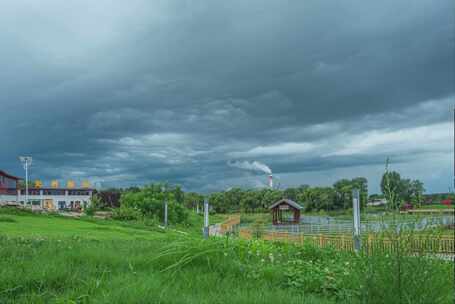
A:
[184, 192, 204, 210]
[381, 171, 402, 210]
[333, 179, 353, 209]
[120, 183, 188, 224]
[409, 179, 425, 207]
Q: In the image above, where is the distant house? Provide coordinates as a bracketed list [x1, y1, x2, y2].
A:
[367, 198, 387, 207]
[442, 199, 452, 206]
[0, 170, 21, 203]
[0, 169, 93, 211]
[269, 199, 303, 225]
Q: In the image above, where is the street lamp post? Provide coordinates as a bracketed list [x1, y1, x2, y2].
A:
[19, 156, 32, 208]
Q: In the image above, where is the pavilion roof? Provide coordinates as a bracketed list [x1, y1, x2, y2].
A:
[268, 198, 303, 210]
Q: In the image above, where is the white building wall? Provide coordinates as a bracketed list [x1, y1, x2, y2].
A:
[0, 192, 93, 209]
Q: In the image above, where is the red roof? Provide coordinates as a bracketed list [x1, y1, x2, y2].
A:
[0, 170, 22, 180]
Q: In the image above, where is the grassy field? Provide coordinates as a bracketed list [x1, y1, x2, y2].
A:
[0, 209, 453, 304]
[418, 204, 454, 210]
[0, 210, 336, 304]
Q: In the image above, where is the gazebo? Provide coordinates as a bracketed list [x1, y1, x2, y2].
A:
[268, 199, 303, 225]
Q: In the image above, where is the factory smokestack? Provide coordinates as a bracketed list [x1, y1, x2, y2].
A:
[268, 174, 273, 189]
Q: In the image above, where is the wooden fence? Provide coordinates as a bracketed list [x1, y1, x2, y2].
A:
[238, 228, 455, 254]
[219, 214, 241, 235]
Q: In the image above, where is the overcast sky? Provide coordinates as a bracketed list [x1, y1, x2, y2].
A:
[1, 0, 454, 193]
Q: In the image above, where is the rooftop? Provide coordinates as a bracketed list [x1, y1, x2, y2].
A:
[0, 170, 22, 180]
[268, 198, 303, 210]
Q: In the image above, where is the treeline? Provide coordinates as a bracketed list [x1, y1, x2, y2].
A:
[94, 171, 432, 216]
[380, 171, 425, 209]
[424, 193, 454, 204]
[95, 177, 369, 214]
[206, 177, 368, 213]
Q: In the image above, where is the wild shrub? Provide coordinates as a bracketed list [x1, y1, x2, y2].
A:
[357, 230, 454, 304]
[151, 233, 454, 303]
[283, 258, 359, 299]
[120, 185, 188, 224]
[112, 206, 142, 221]
[0, 207, 33, 216]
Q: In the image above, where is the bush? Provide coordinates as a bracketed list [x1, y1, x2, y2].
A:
[112, 206, 142, 221]
[83, 194, 102, 216]
[119, 184, 189, 224]
[84, 205, 96, 216]
[0, 207, 34, 216]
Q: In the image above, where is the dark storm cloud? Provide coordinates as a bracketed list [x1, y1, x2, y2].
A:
[1, 0, 454, 192]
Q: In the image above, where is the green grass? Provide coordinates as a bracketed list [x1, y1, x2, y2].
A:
[0, 213, 163, 241]
[0, 210, 337, 304]
[0, 209, 453, 304]
[418, 204, 454, 210]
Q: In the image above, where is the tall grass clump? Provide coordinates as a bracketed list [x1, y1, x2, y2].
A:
[151, 230, 454, 303]
[358, 222, 454, 304]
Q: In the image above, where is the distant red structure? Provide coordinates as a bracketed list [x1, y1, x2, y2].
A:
[0, 170, 21, 194]
[400, 202, 413, 211]
[442, 199, 452, 206]
[269, 199, 303, 225]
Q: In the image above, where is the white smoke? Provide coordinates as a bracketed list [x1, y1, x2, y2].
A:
[228, 160, 272, 175]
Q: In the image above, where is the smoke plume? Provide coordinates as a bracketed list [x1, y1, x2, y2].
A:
[228, 160, 272, 174]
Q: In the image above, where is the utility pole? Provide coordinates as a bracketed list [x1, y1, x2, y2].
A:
[203, 198, 209, 239]
[164, 201, 168, 228]
[162, 184, 168, 228]
[19, 156, 32, 208]
[352, 188, 361, 252]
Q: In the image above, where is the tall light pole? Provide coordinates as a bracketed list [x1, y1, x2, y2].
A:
[19, 156, 32, 207]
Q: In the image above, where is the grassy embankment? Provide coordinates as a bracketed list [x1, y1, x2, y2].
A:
[0, 209, 453, 304]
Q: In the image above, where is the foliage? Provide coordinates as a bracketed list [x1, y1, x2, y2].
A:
[359, 230, 454, 304]
[95, 188, 125, 208]
[297, 187, 336, 212]
[120, 183, 188, 224]
[84, 194, 102, 216]
[251, 218, 267, 239]
[0, 210, 453, 303]
[381, 170, 425, 210]
[183, 192, 204, 210]
[111, 206, 142, 221]
[206, 179, 369, 214]
[153, 234, 453, 303]
[0, 207, 34, 216]
[0, 219, 334, 304]
[284, 258, 359, 299]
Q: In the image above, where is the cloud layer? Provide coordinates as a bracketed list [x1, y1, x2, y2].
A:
[1, 0, 454, 193]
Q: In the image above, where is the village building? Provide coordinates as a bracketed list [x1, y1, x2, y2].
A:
[367, 198, 387, 207]
[0, 170, 93, 211]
